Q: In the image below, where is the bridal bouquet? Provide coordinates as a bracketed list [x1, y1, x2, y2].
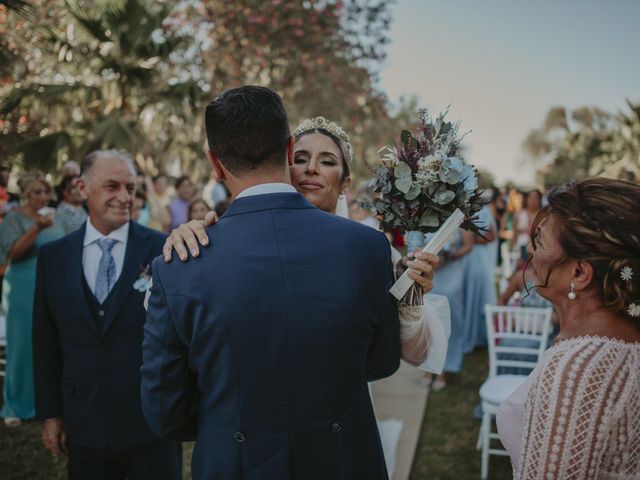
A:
[364, 108, 484, 304]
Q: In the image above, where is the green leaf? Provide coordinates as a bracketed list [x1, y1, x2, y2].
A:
[419, 210, 440, 228]
[391, 202, 407, 218]
[65, 0, 111, 42]
[436, 190, 456, 205]
[405, 183, 421, 200]
[395, 176, 412, 194]
[374, 199, 388, 213]
[395, 160, 412, 179]
[401, 129, 412, 146]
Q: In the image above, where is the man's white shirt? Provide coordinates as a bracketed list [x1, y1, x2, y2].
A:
[235, 183, 296, 199]
[82, 219, 129, 296]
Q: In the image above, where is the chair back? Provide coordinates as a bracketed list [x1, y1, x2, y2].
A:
[484, 305, 553, 378]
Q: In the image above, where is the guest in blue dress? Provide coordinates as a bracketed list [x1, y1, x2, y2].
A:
[428, 229, 474, 390]
[0, 172, 65, 427]
[463, 204, 498, 353]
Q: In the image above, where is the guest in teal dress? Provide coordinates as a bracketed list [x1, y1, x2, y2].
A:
[427, 229, 474, 390]
[0, 172, 65, 427]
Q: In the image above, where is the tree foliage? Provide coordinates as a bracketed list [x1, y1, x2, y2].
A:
[0, 0, 408, 183]
[522, 102, 639, 188]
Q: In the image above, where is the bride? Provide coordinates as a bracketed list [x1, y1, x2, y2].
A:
[163, 116, 451, 371]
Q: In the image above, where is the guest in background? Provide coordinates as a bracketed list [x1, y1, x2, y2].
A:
[509, 189, 541, 260]
[0, 172, 65, 427]
[463, 203, 498, 353]
[500, 188, 523, 251]
[213, 199, 229, 218]
[146, 173, 171, 231]
[132, 191, 150, 227]
[490, 187, 507, 266]
[348, 197, 379, 229]
[201, 170, 228, 209]
[55, 175, 87, 234]
[0, 165, 20, 216]
[0, 164, 20, 305]
[499, 267, 553, 309]
[51, 161, 81, 207]
[167, 175, 194, 231]
[428, 229, 474, 390]
[136, 172, 148, 195]
[187, 198, 210, 222]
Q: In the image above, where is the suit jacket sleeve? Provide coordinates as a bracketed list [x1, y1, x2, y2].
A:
[32, 246, 64, 420]
[140, 257, 198, 441]
[365, 234, 401, 381]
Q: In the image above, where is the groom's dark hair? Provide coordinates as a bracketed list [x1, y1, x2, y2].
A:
[205, 86, 290, 175]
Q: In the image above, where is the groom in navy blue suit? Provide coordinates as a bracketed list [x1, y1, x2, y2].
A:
[33, 151, 181, 479]
[141, 86, 400, 479]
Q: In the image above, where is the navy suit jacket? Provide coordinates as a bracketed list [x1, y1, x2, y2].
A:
[33, 221, 166, 449]
[141, 193, 400, 480]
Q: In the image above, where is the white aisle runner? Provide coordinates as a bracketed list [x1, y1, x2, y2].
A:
[371, 362, 430, 480]
[377, 418, 404, 476]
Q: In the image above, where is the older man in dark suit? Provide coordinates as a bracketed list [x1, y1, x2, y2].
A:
[33, 150, 181, 480]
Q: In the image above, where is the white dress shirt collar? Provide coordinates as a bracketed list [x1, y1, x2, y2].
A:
[82, 219, 130, 296]
[236, 183, 296, 199]
[83, 218, 130, 247]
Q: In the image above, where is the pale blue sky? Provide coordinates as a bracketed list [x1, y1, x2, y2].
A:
[379, 0, 640, 185]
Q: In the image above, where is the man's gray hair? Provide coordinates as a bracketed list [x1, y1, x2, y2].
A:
[81, 149, 136, 177]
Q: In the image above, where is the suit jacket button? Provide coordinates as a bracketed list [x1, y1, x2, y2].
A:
[98, 310, 105, 317]
[331, 422, 342, 433]
[234, 432, 246, 442]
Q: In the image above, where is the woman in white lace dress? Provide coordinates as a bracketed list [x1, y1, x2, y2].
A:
[496, 178, 640, 479]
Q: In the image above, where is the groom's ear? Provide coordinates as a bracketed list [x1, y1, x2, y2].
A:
[208, 150, 226, 182]
[286, 135, 295, 167]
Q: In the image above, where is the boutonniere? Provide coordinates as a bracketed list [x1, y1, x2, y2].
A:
[133, 264, 151, 292]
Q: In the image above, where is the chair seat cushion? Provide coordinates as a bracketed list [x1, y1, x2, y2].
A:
[479, 374, 528, 405]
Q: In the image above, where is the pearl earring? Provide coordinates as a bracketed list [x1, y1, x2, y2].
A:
[568, 281, 576, 300]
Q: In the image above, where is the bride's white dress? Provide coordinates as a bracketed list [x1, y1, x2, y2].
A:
[340, 196, 451, 477]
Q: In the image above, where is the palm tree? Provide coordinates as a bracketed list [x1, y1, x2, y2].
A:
[0, 0, 31, 76]
[1, 0, 203, 173]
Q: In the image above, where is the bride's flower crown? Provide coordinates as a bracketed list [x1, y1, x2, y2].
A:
[293, 116, 354, 166]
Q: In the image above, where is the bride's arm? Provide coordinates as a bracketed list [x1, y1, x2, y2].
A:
[395, 252, 439, 366]
[399, 305, 430, 366]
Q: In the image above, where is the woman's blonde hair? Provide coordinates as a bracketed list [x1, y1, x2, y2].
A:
[18, 170, 51, 200]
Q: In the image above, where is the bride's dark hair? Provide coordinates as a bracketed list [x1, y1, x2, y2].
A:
[529, 178, 640, 321]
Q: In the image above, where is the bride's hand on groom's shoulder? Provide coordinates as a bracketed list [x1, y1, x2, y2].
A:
[404, 252, 439, 293]
[163, 211, 218, 262]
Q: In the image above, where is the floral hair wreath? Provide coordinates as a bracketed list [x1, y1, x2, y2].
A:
[293, 116, 354, 166]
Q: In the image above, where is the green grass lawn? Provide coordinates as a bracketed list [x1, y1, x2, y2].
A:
[1, 348, 512, 479]
[411, 347, 513, 480]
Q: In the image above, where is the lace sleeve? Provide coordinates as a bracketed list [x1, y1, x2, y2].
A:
[516, 340, 636, 479]
[398, 305, 429, 366]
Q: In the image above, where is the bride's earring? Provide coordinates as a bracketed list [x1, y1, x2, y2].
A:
[568, 281, 577, 300]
